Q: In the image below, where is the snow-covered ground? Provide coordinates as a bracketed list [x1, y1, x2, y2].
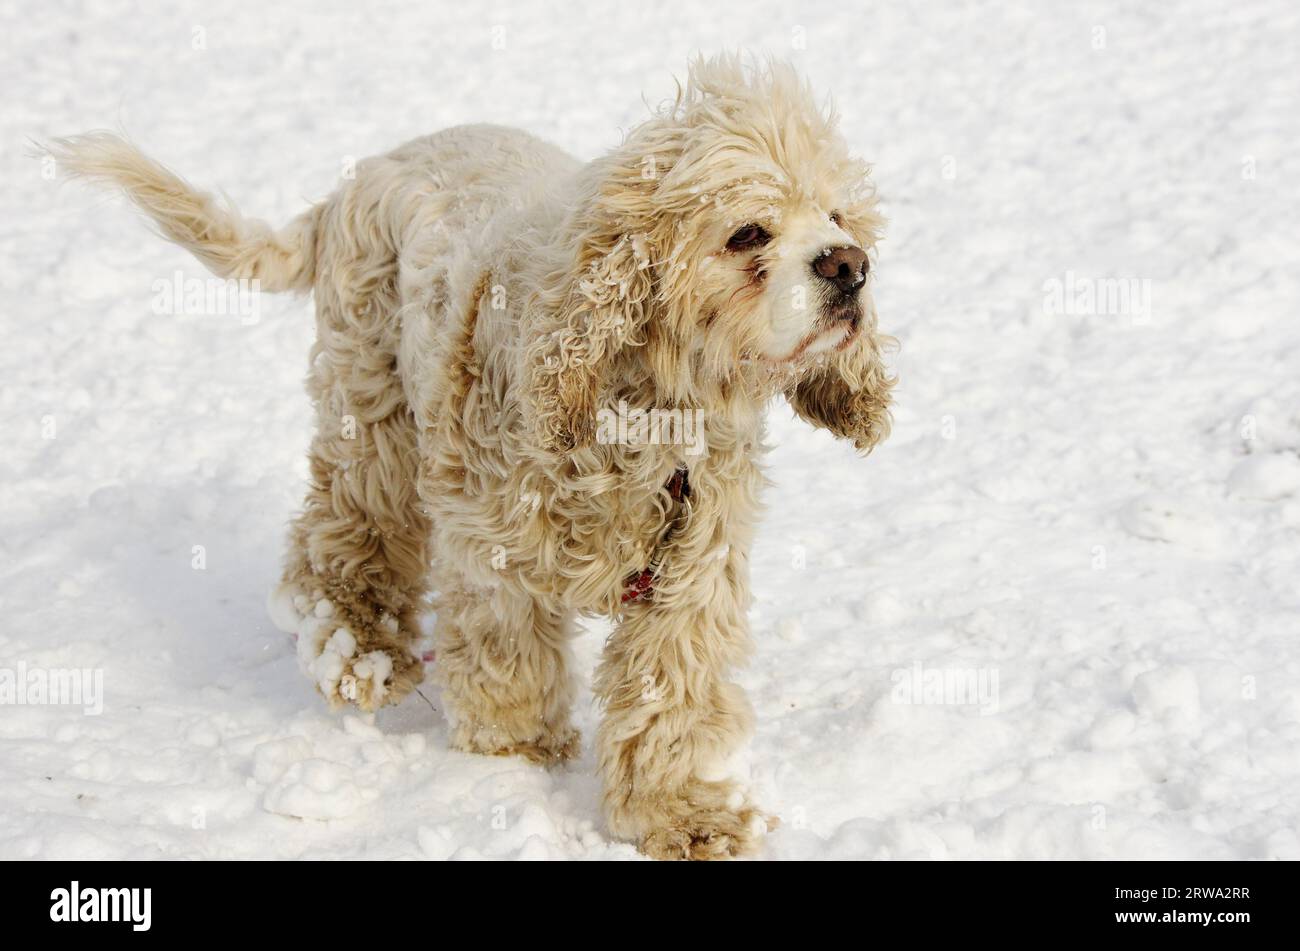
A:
[3, 0, 1298, 859]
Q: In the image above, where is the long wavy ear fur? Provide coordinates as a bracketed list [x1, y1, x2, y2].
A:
[524, 107, 687, 454]
[787, 326, 896, 453]
[530, 229, 656, 452]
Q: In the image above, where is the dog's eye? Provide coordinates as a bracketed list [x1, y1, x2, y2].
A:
[829, 211, 844, 227]
[725, 224, 771, 252]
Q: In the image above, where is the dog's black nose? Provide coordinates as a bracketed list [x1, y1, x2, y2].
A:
[813, 246, 868, 296]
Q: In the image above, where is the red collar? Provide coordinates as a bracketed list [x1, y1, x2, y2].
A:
[622, 465, 691, 604]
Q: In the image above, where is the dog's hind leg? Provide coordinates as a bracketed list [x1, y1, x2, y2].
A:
[271, 407, 430, 712]
[268, 170, 433, 712]
[50, 133, 432, 712]
[431, 574, 579, 765]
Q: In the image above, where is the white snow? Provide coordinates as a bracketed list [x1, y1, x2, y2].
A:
[3, 0, 1298, 860]
[1227, 453, 1300, 500]
[262, 758, 370, 821]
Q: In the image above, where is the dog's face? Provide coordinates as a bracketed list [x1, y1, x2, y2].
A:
[624, 59, 887, 374]
[528, 57, 892, 453]
[692, 188, 877, 365]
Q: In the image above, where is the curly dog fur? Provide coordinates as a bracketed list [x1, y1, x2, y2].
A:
[50, 54, 893, 859]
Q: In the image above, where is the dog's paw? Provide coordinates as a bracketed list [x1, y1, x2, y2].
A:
[450, 718, 581, 767]
[270, 583, 422, 712]
[620, 782, 775, 861]
[307, 629, 415, 712]
[640, 804, 773, 861]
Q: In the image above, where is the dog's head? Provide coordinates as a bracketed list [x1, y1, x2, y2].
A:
[527, 55, 892, 454]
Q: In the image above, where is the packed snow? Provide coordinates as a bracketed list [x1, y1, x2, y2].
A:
[2, 0, 1298, 859]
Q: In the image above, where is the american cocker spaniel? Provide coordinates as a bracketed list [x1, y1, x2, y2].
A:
[51, 54, 893, 859]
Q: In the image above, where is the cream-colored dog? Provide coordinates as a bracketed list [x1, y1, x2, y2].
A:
[51, 54, 893, 859]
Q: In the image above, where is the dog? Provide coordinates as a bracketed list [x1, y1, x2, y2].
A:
[50, 54, 893, 859]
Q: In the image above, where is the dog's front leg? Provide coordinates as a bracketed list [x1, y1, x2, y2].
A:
[596, 538, 771, 860]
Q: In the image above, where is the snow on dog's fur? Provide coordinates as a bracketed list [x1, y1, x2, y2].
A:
[49, 55, 893, 859]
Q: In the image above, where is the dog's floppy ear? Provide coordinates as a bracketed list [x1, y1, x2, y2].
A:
[790, 169, 893, 453]
[523, 133, 681, 454]
[525, 222, 657, 453]
[787, 322, 895, 453]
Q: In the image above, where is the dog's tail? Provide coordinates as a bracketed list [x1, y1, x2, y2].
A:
[45, 132, 316, 294]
